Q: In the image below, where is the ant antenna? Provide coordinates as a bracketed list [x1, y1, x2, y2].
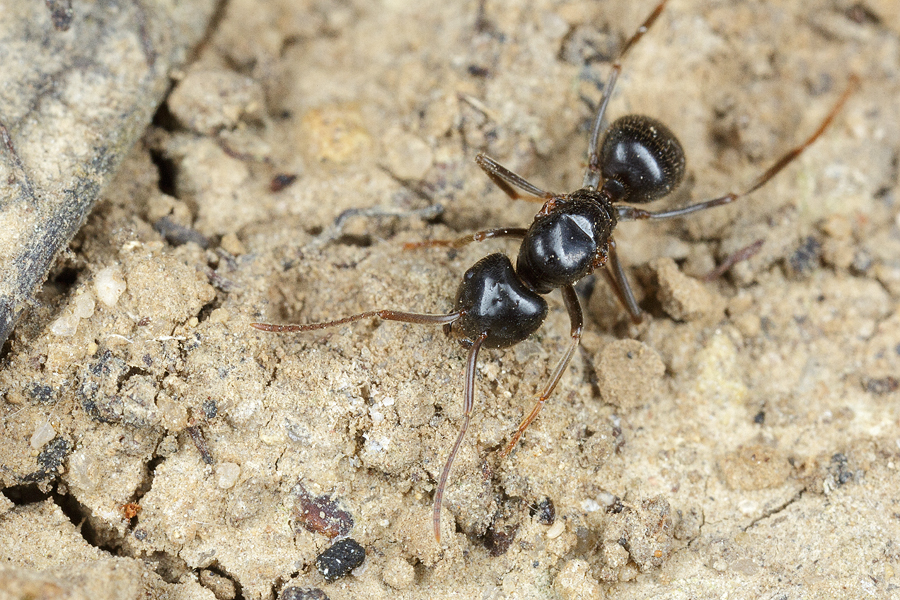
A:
[584, 0, 671, 190]
[615, 73, 860, 222]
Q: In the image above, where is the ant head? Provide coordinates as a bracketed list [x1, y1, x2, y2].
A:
[599, 115, 685, 204]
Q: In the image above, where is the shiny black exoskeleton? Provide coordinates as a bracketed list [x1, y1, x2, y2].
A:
[252, 0, 856, 544]
[449, 114, 684, 346]
[451, 253, 547, 349]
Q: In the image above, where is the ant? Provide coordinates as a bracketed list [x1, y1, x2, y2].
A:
[252, 0, 857, 543]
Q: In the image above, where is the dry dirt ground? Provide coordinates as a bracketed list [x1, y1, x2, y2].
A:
[2, 0, 900, 599]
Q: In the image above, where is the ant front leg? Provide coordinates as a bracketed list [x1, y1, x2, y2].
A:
[475, 154, 557, 202]
[404, 227, 527, 250]
[501, 284, 584, 457]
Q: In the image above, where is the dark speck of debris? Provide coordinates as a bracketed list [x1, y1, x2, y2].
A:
[863, 376, 899, 395]
[134, 528, 148, 541]
[154, 216, 210, 248]
[485, 522, 519, 556]
[467, 64, 490, 77]
[530, 497, 556, 525]
[315, 538, 365, 582]
[187, 424, 213, 464]
[27, 383, 55, 403]
[23, 437, 71, 482]
[270, 173, 298, 192]
[607, 497, 626, 514]
[293, 483, 353, 538]
[45, 0, 73, 30]
[753, 411, 765, 424]
[202, 399, 218, 419]
[831, 453, 854, 485]
[279, 587, 330, 600]
[787, 236, 821, 277]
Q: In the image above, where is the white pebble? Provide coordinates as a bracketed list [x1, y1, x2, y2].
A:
[94, 266, 127, 307]
[73, 292, 96, 318]
[216, 462, 240, 489]
[50, 313, 79, 337]
[30, 420, 56, 449]
[69, 450, 96, 490]
[546, 520, 566, 539]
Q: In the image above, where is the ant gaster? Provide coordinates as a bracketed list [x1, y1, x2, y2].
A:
[252, 0, 857, 543]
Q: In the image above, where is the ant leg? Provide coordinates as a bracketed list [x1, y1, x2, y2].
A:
[501, 285, 584, 457]
[404, 227, 527, 250]
[476, 153, 556, 201]
[434, 331, 488, 543]
[617, 74, 859, 222]
[584, 0, 671, 189]
[251, 310, 461, 333]
[601, 238, 644, 323]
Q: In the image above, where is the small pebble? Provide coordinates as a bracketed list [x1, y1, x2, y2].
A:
[596, 339, 665, 411]
[220, 232, 246, 256]
[293, 484, 354, 539]
[30, 420, 56, 450]
[216, 462, 241, 489]
[315, 538, 365, 582]
[94, 266, 127, 307]
[546, 520, 566, 540]
[199, 569, 237, 600]
[652, 256, 723, 322]
[73, 292, 95, 318]
[554, 559, 603, 600]
[50, 313, 79, 337]
[279, 587, 329, 600]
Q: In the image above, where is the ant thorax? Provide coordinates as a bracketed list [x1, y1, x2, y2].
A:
[516, 189, 617, 294]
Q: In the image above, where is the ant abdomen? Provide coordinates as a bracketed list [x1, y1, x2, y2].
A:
[451, 253, 547, 349]
[600, 115, 686, 203]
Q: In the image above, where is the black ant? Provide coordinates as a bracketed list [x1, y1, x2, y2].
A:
[252, 0, 857, 543]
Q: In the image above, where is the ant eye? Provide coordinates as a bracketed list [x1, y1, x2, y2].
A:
[600, 115, 685, 204]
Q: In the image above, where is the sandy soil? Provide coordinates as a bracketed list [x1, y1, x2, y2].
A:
[1, 0, 899, 598]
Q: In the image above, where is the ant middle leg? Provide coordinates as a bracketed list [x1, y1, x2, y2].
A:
[616, 74, 859, 222]
[501, 284, 584, 457]
[601, 238, 644, 324]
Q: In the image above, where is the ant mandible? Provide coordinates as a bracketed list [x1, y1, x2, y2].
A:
[252, 0, 857, 543]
